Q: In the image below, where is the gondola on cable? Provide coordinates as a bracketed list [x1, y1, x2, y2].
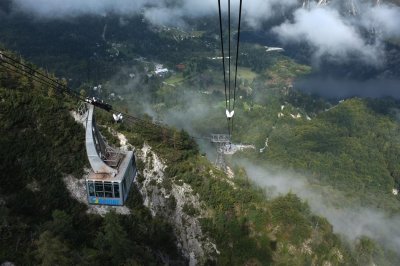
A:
[0, 51, 137, 206]
[83, 100, 136, 206]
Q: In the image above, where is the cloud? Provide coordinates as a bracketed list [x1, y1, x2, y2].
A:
[143, 7, 185, 27]
[271, 1, 400, 66]
[241, 0, 298, 28]
[272, 6, 382, 65]
[237, 160, 400, 252]
[362, 3, 400, 38]
[11, 0, 151, 17]
[10, 0, 297, 27]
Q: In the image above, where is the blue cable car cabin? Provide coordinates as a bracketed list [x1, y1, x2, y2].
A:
[86, 151, 136, 205]
[84, 104, 136, 206]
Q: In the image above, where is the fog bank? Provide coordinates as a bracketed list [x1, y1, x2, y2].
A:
[237, 160, 400, 251]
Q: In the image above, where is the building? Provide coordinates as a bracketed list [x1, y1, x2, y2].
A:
[176, 64, 186, 71]
[155, 68, 169, 77]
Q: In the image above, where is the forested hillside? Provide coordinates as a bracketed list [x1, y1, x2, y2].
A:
[265, 98, 400, 207]
[0, 52, 183, 265]
[231, 80, 400, 212]
[1, 50, 387, 266]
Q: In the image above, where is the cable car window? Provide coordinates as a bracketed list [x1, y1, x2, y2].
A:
[88, 181, 95, 197]
[113, 183, 120, 198]
[104, 182, 113, 198]
[95, 181, 104, 197]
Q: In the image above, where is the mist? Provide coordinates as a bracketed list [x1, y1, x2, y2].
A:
[104, 65, 225, 134]
[236, 160, 400, 252]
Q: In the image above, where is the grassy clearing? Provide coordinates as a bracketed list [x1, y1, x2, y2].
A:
[266, 59, 312, 86]
[164, 73, 185, 85]
[237, 67, 258, 82]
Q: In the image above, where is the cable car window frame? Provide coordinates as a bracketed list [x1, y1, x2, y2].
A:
[88, 181, 95, 197]
[104, 182, 113, 198]
[113, 183, 120, 198]
[95, 181, 104, 197]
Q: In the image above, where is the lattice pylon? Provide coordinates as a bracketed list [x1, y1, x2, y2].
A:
[215, 143, 227, 171]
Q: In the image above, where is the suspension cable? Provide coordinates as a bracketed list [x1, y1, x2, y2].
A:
[228, 0, 231, 114]
[233, 0, 243, 112]
[0, 61, 81, 100]
[3, 53, 82, 97]
[217, 0, 231, 137]
[0, 58, 174, 142]
[0, 56, 154, 128]
[0, 53, 212, 147]
[231, 0, 243, 136]
[217, 0, 228, 112]
[217, 0, 243, 140]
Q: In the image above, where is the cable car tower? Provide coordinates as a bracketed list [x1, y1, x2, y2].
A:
[211, 134, 231, 171]
[82, 103, 136, 206]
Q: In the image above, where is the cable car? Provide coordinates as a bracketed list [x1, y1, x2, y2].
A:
[84, 104, 136, 206]
[86, 152, 136, 206]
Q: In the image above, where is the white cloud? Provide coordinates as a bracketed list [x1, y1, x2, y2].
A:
[242, 0, 298, 28]
[363, 4, 400, 38]
[272, 6, 382, 64]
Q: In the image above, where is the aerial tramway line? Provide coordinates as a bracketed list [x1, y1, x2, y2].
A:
[0, 52, 178, 133]
[211, 0, 243, 170]
[217, 0, 243, 137]
[0, 1, 245, 203]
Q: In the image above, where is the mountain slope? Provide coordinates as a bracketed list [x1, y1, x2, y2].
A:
[0, 51, 374, 265]
[0, 52, 183, 265]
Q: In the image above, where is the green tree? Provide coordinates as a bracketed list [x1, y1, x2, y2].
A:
[355, 237, 377, 266]
[95, 211, 132, 265]
[47, 210, 73, 240]
[36, 231, 71, 266]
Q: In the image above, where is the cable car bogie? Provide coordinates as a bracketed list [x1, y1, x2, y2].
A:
[85, 96, 112, 112]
